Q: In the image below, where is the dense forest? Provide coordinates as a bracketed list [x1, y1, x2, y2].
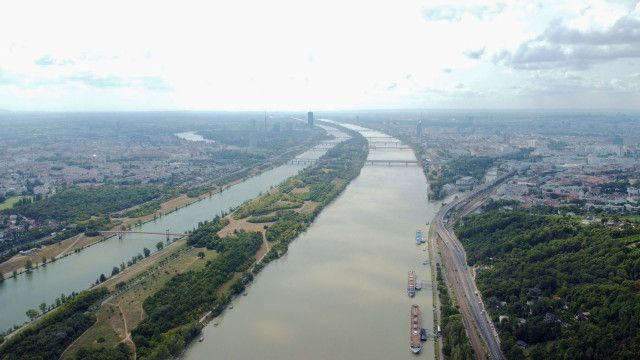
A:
[133, 230, 262, 359]
[0, 288, 108, 360]
[455, 209, 640, 359]
[8, 185, 162, 222]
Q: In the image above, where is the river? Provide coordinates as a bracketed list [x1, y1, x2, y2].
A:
[0, 127, 345, 332]
[183, 124, 441, 359]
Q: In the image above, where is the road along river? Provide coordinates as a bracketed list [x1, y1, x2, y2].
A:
[0, 127, 345, 332]
[183, 124, 443, 360]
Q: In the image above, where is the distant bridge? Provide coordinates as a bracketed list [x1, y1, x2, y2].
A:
[368, 141, 403, 147]
[290, 158, 418, 166]
[99, 230, 188, 241]
[364, 159, 419, 166]
[369, 146, 412, 151]
[308, 145, 336, 151]
[289, 158, 317, 165]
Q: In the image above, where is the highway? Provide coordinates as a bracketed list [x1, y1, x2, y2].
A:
[433, 174, 512, 360]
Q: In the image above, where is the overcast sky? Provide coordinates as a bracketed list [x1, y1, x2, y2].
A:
[1, 0, 639, 111]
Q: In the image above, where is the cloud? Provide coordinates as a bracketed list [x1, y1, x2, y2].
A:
[67, 73, 171, 90]
[34, 55, 55, 66]
[422, 3, 506, 22]
[385, 82, 397, 90]
[464, 47, 485, 59]
[442, 68, 453, 73]
[34, 55, 74, 66]
[0, 68, 170, 91]
[542, 16, 640, 45]
[496, 13, 640, 69]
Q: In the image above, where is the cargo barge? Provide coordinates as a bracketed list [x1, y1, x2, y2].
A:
[410, 304, 423, 354]
[407, 271, 416, 297]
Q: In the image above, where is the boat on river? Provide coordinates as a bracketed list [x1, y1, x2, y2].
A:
[407, 271, 416, 297]
[415, 230, 425, 244]
[410, 305, 423, 354]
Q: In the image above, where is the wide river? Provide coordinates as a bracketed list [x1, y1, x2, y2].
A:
[183, 124, 441, 359]
[0, 127, 345, 331]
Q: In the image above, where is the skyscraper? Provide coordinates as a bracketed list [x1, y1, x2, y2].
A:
[308, 112, 314, 128]
[416, 120, 423, 142]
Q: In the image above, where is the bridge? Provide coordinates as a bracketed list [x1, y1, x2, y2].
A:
[308, 144, 337, 151]
[368, 141, 403, 147]
[369, 145, 411, 151]
[289, 158, 317, 165]
[99, 230, 189, 241]
[364, 159, 418, 166]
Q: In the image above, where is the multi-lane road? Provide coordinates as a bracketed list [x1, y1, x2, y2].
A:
[433, 175, 511, 360]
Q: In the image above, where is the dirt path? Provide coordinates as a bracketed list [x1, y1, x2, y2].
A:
[56, 234, 86, 259]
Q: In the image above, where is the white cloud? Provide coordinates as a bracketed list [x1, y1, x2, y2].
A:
[0, 0, 638, 110]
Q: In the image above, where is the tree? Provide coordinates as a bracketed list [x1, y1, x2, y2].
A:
[13, 269, 18, 277]
[143, 247, 151, 258]
[25, 259, 33, 272]
[41, 256, 47, 266]
[39, 302, 47, 314]
[111, 266, 120, 276]
[197, 251, 205, 259]
[156, 241, 164, 251]
[99, 273, 107, 282]
[25, 309, 39, 321]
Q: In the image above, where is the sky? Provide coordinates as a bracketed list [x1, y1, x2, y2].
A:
[1, 0, 639, 111]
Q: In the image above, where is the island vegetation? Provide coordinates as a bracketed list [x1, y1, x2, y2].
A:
[0, 288, 108, 360]
[130, 131, 367, 359]
[0, 127, 368, 360]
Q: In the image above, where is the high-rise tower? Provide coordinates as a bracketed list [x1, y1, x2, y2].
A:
[307, 111, 314, 128]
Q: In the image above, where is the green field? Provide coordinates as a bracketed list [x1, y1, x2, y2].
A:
[0, 196, 30, 210]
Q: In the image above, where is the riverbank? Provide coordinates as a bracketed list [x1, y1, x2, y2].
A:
[0, 125, 358, 359]
[128, 131, 367, 359]
[183, 123, 437, 360]
[53, 131, 365, 359]
[0, 139, 324, 281]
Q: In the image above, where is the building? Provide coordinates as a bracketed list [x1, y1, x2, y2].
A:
[456, 176, 477, 190]
[416, 120, 423, 142]
[307, 112, 314, 128]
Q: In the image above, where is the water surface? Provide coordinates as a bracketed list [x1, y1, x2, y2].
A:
[0, 128, 345, 331]
[184, 124, 439, 360]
